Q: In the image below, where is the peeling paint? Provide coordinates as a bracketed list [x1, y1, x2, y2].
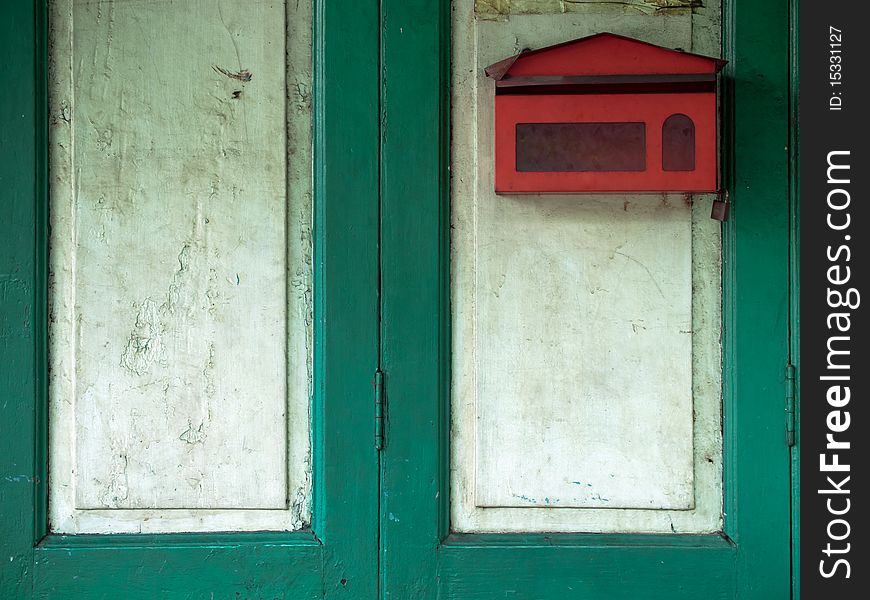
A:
[48, 0, 314, 534]
[120, 298, 163, 376]
[179, 421, 207, 445]
[288, 463, 312, 530]
[99, 448, 129, 508]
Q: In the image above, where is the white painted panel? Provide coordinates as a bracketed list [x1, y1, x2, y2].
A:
[49, 0, 313, 532]
[474, 198, 693, 509]
[451, 0, 724, 533]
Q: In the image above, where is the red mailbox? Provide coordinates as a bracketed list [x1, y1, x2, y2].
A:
[486, 33, 726, 194]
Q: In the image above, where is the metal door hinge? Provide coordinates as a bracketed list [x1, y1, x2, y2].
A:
[375, 370, 385, 450]
[785, 363, 796, 447]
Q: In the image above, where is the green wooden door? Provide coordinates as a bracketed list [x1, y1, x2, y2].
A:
[3, 1, 794, 598]
[1, 1, 379, 597]
[378, 1, 793, 598]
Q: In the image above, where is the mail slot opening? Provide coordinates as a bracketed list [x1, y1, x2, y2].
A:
[662, 113, 696, 171]
[515, 122, 646, 172]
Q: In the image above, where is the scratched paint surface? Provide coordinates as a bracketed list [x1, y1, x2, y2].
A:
[451, 0, 723, 532]
[473, 199, 694, 510]
[475, 0, 702, 19]
[48, 0, 313, 532]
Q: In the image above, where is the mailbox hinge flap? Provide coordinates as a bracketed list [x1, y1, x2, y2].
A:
[375, 370, 385, 450]
[785, 362, 796, 447]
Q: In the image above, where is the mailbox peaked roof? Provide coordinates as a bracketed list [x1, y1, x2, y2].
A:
[485, 32, 726, 81]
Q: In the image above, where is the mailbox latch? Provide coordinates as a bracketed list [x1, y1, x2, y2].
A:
[711, 189, 730, 221]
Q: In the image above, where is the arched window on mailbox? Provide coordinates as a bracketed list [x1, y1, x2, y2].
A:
[485, 33, 726, 197]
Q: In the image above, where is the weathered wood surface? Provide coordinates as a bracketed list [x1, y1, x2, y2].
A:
[48, 0, 312, 533]
[450, 0, 724, 533]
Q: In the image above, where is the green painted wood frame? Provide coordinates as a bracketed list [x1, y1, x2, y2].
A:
[0, 2, 380, 597]
[789, 0, 801, 596]
[378, 0, 794, 598]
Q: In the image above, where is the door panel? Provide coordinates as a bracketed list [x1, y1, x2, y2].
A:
[48, 0, 311, 533]
[450, 7, 723, 534]
[1, 1, 380, 597]
[380, 0, 791, 598]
